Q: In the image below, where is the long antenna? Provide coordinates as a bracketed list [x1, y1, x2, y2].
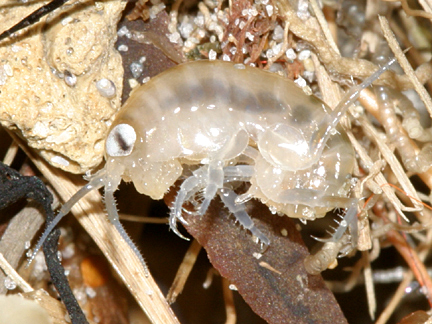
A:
[309, 57, 398, 162]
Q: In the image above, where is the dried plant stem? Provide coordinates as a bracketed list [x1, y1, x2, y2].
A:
[390, 18, 432, 94]
[359, 87, 432, 197]
[277, 0, 387, 83]
[324, 257, 365, 292]
[359, 116, 423, 213]
[167, 239, 202, 304]
[0, 253, 33, 293]
[119, 213, 169, 224]
[392, 0, 432, 19]
[346, 120, 420, 222]
[279, 0, 431, 90]
[3, 141, 18, 166]
[362, 251, 376, 320]
[386, 230, 432, 305]
[0, 201, 45, 294]
[222, 277, 236, 324]
[309, 0, 339, 55]
[419, 0, 432, 14]
[311, 54, 342, 109]
[203, 267, 218, 288]
[6, 131, 180, 324]
[379, 16, 432, 117]
[375, 271, 413, 324]
[389, 20, 421, 66]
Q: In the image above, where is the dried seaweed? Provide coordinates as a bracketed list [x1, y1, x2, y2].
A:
[165, 190, 347, 324]
[0, 162, 87, 323]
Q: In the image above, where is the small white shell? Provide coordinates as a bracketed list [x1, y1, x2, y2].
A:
[96, 78, 117, 98]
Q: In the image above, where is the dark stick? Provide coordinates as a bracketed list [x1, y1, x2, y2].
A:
[0, 162, 88, 324]
[0, 0, 71, 41]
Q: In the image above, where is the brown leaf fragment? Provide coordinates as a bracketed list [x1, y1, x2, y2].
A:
[397, 310, 430, 324]
[165, 191, 347, 324]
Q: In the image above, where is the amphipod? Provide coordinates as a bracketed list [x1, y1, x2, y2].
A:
[31, 59, 395, 268]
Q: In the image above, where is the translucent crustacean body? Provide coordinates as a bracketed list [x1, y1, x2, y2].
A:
[109, 60, 356, 237]
[31, 59, 396, 269]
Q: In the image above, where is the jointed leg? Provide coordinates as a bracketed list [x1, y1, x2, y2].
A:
[313, 202, 358, 246]
[170, 161, 225, 238]
[199, 160, 224, 215]
[223, 165, 254, 181]
[170, 174, 201, 239]
[170, 161, 258, 242]
[219, 188, 270, 245]
[276, 188, 358, 245]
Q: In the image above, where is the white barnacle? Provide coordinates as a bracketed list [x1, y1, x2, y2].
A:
[64, 71, 77, 87]
[51, 155, 70, 167]
[96, 79, 116, 98]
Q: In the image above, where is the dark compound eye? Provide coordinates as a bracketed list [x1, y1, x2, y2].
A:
[106, 123, 136, 157]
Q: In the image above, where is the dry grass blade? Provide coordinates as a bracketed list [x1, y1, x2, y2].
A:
[309, 0, 340, 56]
[375, 272, 414, 324]
[386, 230, 432, 304]
[2, 141, 18, 166]
[0, 253, 33, 293]
[362, 251, 376, 320]
[420, 0, 432, 13]
[167, 239, 202, 304]
[0, 200, 45, 294]
[379, 16, 432, 116]
[222, 277, 237, 324]
[360, 116, 423, 214]
[396, 0, 432, 19]
[21, 289, 82, 324]
[119, 213, 169, 224]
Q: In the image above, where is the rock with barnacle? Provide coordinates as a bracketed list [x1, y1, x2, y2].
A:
[0, 0, 125, 173]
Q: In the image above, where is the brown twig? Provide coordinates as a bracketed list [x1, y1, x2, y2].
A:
[167, 239, 202, 304]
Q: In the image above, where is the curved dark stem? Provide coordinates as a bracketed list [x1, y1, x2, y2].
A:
[0, 162, 88, 324]
[42, 227, 89, 324]
[0, 0, 71, 41]
[40, 188, 89, 324]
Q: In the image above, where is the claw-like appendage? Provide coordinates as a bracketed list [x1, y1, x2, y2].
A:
[311, 203, 358, 246]
[218, 188, 270, 246]
[169, 205, 191, 241]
